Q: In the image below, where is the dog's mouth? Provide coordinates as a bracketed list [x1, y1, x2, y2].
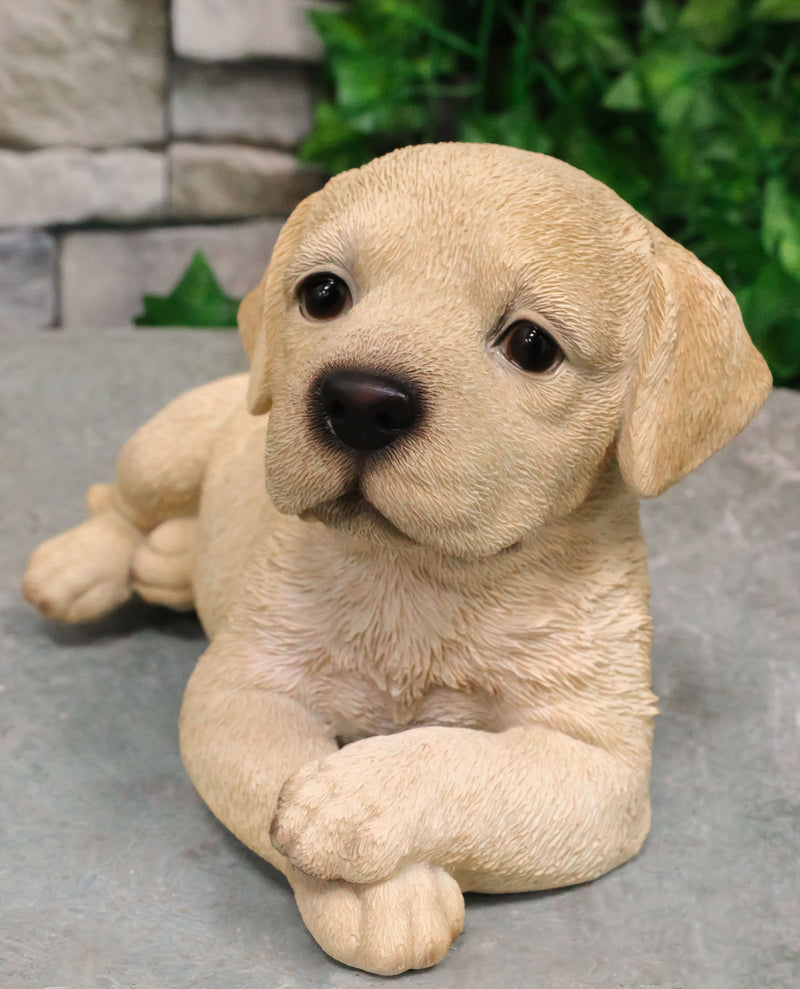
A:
[299, 489, 413, 544]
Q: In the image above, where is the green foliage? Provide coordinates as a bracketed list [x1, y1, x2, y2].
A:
[134, 252, 240, 329]
[301, 0, 800, 385]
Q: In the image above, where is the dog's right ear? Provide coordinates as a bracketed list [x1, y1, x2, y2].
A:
[239, 193, 320, 415]
[238, 276, 271, 414]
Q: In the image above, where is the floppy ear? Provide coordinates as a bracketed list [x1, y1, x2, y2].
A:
[238, 192, 320, 415]
[237, 275, 271, 414]
[617, 226, 772, 497]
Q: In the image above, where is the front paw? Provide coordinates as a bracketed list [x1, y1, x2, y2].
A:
[292, 864, 464, 975]
[271, 740, 418, 884]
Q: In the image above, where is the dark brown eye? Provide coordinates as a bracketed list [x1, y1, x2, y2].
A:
[503, 320, 563, 373]
[297, 272, 352, 321]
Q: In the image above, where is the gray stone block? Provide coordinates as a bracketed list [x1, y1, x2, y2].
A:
[0, 230, 56, 329]
[169, 142, 324, 220]
[173, 0, 327, 62]
[0, 148, 166, 227]
[0, 0, 166, 149]
[60, 221, 285, 327]
[170, 61, 314, 149]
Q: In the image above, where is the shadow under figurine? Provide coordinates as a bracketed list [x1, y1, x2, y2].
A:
[23, 143, 772, 976]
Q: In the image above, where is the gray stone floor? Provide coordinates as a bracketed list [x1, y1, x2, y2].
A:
[1, 329, 798, 989]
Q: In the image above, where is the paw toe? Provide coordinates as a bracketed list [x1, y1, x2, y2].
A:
[292, 865, 463, 975]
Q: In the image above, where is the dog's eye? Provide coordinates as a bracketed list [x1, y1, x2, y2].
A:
[297, 272, 352, 321]
[502, 320, 563, 373]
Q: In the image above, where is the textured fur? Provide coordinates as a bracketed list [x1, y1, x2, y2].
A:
[23, 144, 771, 975]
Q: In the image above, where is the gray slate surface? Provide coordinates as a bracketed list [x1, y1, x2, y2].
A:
[1, 328, 798, 989]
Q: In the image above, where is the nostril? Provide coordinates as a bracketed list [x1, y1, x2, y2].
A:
[375, 411, 395, 431]
[329, 399, 346, 420]
[375, 400, 413, 432]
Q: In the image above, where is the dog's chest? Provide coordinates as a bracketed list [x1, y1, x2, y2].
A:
[250, 532, 506, 734]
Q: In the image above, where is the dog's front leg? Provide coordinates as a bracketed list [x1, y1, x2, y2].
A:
[179, 640, 339, 873]
[179, 643, 464, 975]
[271, 723, 652, 893]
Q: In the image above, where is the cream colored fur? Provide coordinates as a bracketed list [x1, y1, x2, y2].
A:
[23, 144, 771, 975]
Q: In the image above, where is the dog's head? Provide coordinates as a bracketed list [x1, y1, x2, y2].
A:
[239, 143, 771, 558]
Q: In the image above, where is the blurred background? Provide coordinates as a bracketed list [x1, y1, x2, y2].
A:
[1, 0, 798, 385]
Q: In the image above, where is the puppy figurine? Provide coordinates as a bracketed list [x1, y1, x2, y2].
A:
[23, 144, 771, 975]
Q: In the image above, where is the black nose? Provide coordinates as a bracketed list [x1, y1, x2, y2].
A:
[318, 369, 420, 452]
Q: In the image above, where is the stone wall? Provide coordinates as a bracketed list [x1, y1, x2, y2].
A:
[0, 0, 329, 329]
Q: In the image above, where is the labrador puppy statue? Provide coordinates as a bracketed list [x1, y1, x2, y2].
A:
[23, 144, 771, 975]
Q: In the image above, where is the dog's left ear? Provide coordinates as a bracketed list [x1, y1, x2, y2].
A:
[617, 226, 772, 498]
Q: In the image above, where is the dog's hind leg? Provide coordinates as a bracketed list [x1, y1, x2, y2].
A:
[23, 375, 247, 624]
[22, 490, 145, 624]
[130, 517, 197, 612]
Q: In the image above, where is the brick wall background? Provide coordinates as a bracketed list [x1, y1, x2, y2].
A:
[0, 0, 330, 329]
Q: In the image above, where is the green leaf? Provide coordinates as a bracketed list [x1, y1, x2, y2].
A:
[641, 0, 681, 35]
[134, 252, 240, 329]
[679, 0, 741, 47]
[308, 8, 367, 53]
[543, 0, 632, 73]
[459, 108, 553, 154]
[603, 71, 645, 110]
[300, 101, 391, 172]
[752, 0, 800, 22]
[762, 177, 800, 278]
[391, 2, 481, 57]
[737, 264, 800, 383]
[637, 47, 727, 127]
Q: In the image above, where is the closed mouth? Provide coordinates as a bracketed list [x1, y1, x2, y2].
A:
[300, 490, 412, 542]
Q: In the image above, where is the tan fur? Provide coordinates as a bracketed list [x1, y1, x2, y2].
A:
[22, 144, 771, 976]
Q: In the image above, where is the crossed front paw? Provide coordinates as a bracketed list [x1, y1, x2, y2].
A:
[270, 752, 407, 883]
[292, 864, 464, 975]
[271, 743, 411, 884]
